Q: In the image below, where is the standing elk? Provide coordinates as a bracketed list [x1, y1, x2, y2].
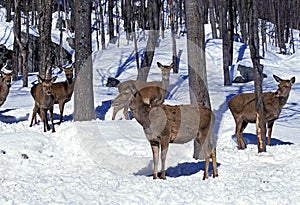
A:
[52, 65, 75, 123]
[0, 71, 12, 106]
[128, 85, 218, 180]
[30, 75, 57, 132]
[228, 74, 295, 149]
[111, 62, 173, 120]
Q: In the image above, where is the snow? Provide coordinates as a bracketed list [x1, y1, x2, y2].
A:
[1, 8, 300, 204]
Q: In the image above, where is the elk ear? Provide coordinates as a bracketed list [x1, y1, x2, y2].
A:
[129, 83, 138, 96]
[273, 75, 283, 83]
[157, 62, 163, 69]
[37, 75, 44, 82]
[290, 77, 295, 85]
[170, 62, 175, 69]
[52, 76, 58, 82]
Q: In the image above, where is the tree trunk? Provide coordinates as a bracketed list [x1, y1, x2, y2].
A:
[13, 0, 29, 87]
[160, 0, 165, 39]
[237, 0, 248, 43]
[74, 0, 95, 121]
[99, 0, 106, 49]
[276, 0, 286, 54]
[58, 1, 64, 66]
[132, 0, 140, 69]
[249, 0, 266, 153]
[228, 0, 234, 66]
[209, 0, 217, 39]
[170, 0, 179, 73]
[185, 0, 212, 159]
[221, 0, 231, 86]
[5, 0, 12, 22]
[37, 0, 54, 79]
[108, 0, 115, 43]
[116, 0, 120, 47]
[137, 0, 160, 82]
[261, 19, 267, 57]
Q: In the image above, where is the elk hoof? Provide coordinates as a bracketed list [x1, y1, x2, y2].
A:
[213, 173, 219, 178]
[238, 144, 247, 150]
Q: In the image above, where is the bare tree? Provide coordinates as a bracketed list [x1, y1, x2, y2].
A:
[220, 0, 231, 86]
[74, 0, 95, 121]
[37, 0, 54, 78]
[108, 0, 115, 43]
[170, 0, 179, 73]
[249, 0, 266, 152]
[209, 0, 217, 39]
[131, 0, 140, 69]
[99, 0, 106, 49]
[236, 0, 248, 43]
[5, 0, 12, 22]
[137, 0, 160, 82]
[14, 0, 30, 87]
[185, 0, 212, 158]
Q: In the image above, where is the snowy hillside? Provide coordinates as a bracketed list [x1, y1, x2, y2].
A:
[1, 9, 300, 204]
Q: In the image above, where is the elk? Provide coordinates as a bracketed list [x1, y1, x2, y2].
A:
[52, 65, 75, 123]
[30, 75, 57, 132]
[228, 74, 295, 149]
[111, 62, 173, 120]
[0, 71, 12, 106]
[128, 85, 218, 180]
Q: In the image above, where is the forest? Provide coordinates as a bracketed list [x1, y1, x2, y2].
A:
[1, 0, 298, 152]
[1, 1, 300, 203]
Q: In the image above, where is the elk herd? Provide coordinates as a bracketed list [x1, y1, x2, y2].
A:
[0, 61, 296, 180]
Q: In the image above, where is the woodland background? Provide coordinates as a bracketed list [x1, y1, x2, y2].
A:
[1, 0, 300, 151]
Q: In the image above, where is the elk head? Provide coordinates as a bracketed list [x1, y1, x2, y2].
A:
[273, 74, 295, 98]
[37, 75, 57, 96]
[0, 71, 13, 87]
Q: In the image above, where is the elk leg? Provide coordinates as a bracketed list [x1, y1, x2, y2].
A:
[235, 119, 247, 149]
[30, 104, 38, 127]
[123, 105, 129, 120]
[59, 102, 65, 123]
[211, 147, 218, 178]
[150, 141, 160, 179]
[112, 105, 123, 120]
[267, 121, 274, 146]
[203, 155, 210, 180]
[40, 109, 47, 132]
[160, 137, 169, 180]
[50, 107, 55, 133]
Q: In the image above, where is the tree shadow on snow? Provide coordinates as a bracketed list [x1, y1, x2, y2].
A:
[231, 133, 293, 147]
[95, 100, 111, 120]
[135, 160, 221, 178]
[0, 108, 29, 124]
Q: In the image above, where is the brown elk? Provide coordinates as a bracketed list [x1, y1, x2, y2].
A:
[52, 65, 75, 123]
[228, 74, 295, 149]
[128, 85, 218, 180]
[111, 62, 173, 120]
[0, 71, 12, 106]
[30, 75, 57, 132]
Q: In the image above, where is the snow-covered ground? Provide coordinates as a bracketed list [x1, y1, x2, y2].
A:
[1, 8, 300, 204]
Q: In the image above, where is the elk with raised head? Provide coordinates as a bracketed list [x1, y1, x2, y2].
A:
[128, 85, 218, 180]
[111, 62, 173, 120]
[0, 71, 12, 106]
[228, 74, 295, 149]
[30, 75, 57, 132]
[52, 65, 75, 123]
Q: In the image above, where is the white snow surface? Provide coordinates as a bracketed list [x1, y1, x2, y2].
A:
[1, 9, 300, 205]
